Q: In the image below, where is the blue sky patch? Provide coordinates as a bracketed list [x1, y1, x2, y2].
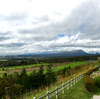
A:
[68, 34, 71, 37]
[58, 34, 65, 37]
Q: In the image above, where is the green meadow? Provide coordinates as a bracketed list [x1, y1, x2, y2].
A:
[55, 61, 88, 71]
[28, 61, 88, 74]
[0, 63, 49, 70]
[0, 61, 89, 77]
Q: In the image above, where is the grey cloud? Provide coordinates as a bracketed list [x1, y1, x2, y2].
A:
[5, 12, 28, 21]
[20, 34, 57, 42]
[0, 31, 12, 35]
[15, 0, 100, 54]
[0, 42, 25, 48]
[1, 0, 100, 55]
[0, 31, 13, 41]
[18, 23, 58, 41]
[38, 15, 49, 22]
[0, 36, 11, 41]
[50, 44, 100, 48]
[32, 15, 50, 24]
[62, 0, 100, 40]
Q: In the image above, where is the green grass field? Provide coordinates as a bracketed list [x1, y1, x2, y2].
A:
[55, 61, 88, 71]
[0, 61, 88, 77]
[22, 62, 89, 74]
[31, 61, 88, 74]
[0, 74, 3, 77]
[0, 63, 49, 70]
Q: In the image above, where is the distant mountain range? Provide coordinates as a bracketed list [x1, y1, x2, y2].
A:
[20, 50, 100, 58]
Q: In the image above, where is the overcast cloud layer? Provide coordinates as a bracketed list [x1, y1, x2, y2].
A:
[0, 0, 100, 55]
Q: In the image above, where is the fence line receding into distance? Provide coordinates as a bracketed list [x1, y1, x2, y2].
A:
[33, 73, 84, 99]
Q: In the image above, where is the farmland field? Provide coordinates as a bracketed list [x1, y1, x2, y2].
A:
[0, 61, 89, 77]
[54, 61, 88, 71]
[0, 63, 49, 70]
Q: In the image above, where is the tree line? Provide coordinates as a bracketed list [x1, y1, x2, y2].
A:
[0, 54, 99, 67]
[0, 64, 57, 99]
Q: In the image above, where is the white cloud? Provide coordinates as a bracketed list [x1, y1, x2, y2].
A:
[0, 0, 100, 55]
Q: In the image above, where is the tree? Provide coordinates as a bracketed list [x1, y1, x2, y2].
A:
[45, 64, 56, 86]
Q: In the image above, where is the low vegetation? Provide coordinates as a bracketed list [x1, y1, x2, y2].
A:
[84, 66, 99, 93]
[0, 61, 88, 77]
[20, 61, 99, 99]
[53, 79, 93, 99]
[0, 63, 49, 70]
[0, 55, 99, 99]
[0, 64, 57, 99]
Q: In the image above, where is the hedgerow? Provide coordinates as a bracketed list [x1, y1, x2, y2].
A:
[84, 74, 95, 92]
[85, 66, 99, 76]
[94, 76, 100, 88]
[84, 66, 99, 93]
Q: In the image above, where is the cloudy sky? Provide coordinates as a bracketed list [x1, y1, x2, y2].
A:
[0, 0, 100, 55]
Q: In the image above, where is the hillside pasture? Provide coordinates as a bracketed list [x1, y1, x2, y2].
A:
[0, 63, 49, 70]
[0, 61, 89, 77]
[55, 61, 88, 71]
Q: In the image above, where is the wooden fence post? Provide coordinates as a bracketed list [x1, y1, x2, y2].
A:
[67, 81, 69, 90]
[80, 75, 81, 80]
[78, 76, 79, 81]
[47, 91, 49, 99]
[81, 74, 82, 79]
[74, 77, 75, 84]
[76, 76, 77, 83]
[56, 87, 58, 99]
[82, 74, 83, 78]
[96, 73, 97, 77]
[71, 79, 73, 87]
[79, 75, 80, 80]
[62, 83, 64, 94]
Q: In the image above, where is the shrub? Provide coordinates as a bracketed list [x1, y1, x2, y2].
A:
[74, 65, 81, 70]
[2, 68, 4, 71]
[84, 74, 95, 93]
[3, 73, 7, 77]
[94, 76, 100, 88]
[85, 66, 99, 76]
[8, 83, 23, 99]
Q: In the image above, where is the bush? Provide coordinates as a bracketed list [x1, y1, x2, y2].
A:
[94, 76, 100, 88]
[2, 68, 4, 71]
[85, 66, 99, 76]
[84, 74, 95, 93]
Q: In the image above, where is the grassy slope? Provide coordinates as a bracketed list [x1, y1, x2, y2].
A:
[56, 61, 88, 71]
[27, 61, 88, 74]
[19, 61, 99, 99]
[54, 79, 93, 99]
[53, 80, 100, 99]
